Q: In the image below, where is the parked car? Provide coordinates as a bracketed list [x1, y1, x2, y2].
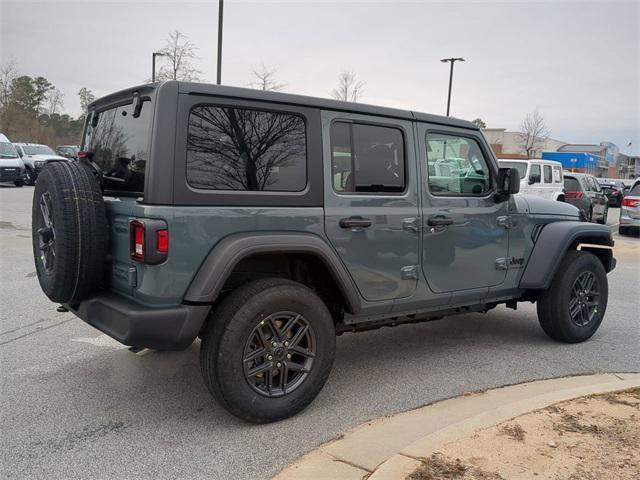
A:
[498, 159, 565, 201]
[619, 177, 640, 236]
[596, 179, 626, 207]
[0, 133, 26, 187]
[56, 145, 80, 160]
[14, 143, 68, 185]
[31, 81, 615, 423]
[563, 172, 608, 223]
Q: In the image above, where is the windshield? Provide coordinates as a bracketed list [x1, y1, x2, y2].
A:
[499, 161, 527, 179]
[23, 145, 56, 156]
[0, 142, 19, 158]
[83, 99, 152, 194]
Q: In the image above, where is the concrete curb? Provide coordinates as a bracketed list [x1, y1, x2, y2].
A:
[273, 373, 640, 480]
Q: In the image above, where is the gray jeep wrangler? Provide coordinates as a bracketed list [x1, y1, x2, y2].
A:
[32, 81, 615, 423]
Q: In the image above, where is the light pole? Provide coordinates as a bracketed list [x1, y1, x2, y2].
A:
[440, 57, 465, 116]
[216, 0, 224, 85]
[152, 52, 166, 82]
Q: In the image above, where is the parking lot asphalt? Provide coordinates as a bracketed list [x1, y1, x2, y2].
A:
[1, 185, 639, 480]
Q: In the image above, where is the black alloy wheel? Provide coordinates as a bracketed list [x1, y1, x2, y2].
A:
[243, 311, 316, 397]
[568, 271, 600, 327]
[37, 192, 56, 274]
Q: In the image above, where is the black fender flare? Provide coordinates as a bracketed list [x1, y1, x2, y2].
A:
[183, 232, 362, 314]
[519, 221, 614, 290]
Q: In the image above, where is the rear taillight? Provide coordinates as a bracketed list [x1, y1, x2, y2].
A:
[622, 197, 640, 208]
[157, 229, 169, 253]
[129, 219, 168, 264]
[565, 191, 583, 199]
[130, 220, 145, 261]
[77, 150, 93, 160]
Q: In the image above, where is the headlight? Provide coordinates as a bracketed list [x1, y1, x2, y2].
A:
[35, 160, 45, 167]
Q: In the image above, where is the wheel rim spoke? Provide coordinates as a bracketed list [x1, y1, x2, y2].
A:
[568, 271, 599, 327]
[242, 311, 315, 398]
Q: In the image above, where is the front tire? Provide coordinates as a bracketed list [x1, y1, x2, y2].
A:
[200, 278, 336, 423]
[537, 250, 608, 343]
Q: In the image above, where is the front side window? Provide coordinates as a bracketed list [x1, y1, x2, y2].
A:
[425, 133, 491, 196]
[186, 105, 307, 191]
[83, 100, 152, 194]
[330, 121, 405, 194]
[543, 165, 552, 183]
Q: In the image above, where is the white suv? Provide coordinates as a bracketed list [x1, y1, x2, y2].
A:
[498, 159, 565, 201]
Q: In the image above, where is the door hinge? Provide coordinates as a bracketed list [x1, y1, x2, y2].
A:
[401, 265, 419, 280]
[497, 216, 513, 229]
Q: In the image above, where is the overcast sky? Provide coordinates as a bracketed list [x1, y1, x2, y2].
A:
[1, 0, 638, 152]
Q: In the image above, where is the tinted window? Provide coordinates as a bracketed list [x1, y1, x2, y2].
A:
[499, 161, 527, 179]
[543, 165, 552, 183]
[83, 101, 152, 194]
[331, 122, 405, 193]
[529, 164, 541, 182]
[564, 177, 580, 191]
[186, 105, 306, 191]
[426, 134, 491, 196]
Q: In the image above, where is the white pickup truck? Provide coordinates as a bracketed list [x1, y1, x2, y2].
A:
[498, 159, 565, 201]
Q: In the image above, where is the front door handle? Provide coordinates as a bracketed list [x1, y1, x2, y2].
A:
[427, 215, 454, 227]
[339, 216, 372, 230]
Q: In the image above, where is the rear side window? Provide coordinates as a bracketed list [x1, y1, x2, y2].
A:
[83, 101, 152, 194]
[543, 165, 552, 183]
[553, 166, 562, 183]
[330, 121, 405, 194]
[630, 183, 640, 195]
[186, 105, 307, 191]
[564, 177, 580, 191]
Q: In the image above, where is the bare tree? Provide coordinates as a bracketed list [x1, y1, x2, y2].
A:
[472, 118, 486, 129]
[0, 60, 18, 109]
[47, 88, 64, 115]
[519, 110, 550, 158]
[78, 87, 96, 114]
[156, 30, 202, 82]
[331, 71, 364, 102]
[187, 105, 305, 190]
[248, 65, 286, 91]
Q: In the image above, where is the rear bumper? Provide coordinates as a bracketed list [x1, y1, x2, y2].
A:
[66, 292, 210, 350]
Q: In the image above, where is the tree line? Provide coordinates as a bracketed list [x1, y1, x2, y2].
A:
[0, 60, 95, 147]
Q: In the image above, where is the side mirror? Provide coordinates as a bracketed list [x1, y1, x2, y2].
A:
[496, 167, 520, 201]
[528, 173, 541, 185]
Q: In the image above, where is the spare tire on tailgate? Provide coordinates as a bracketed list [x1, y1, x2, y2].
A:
[32, 161, 108, 303]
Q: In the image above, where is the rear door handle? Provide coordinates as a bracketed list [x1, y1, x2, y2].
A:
[427, 215, 454, 227]
[339, 216, 372, 230]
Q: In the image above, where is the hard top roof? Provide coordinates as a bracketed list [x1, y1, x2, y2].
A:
[91, 81, 479, 131]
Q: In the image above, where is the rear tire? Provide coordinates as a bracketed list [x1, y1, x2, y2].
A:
[537, 250, 608, 343]
[200, 278, 336, 423]
[14, 180, 24, 187]
[597, 207, 608, 225]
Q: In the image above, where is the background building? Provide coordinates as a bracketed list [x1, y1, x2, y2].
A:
[482, 128, 566, 159]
